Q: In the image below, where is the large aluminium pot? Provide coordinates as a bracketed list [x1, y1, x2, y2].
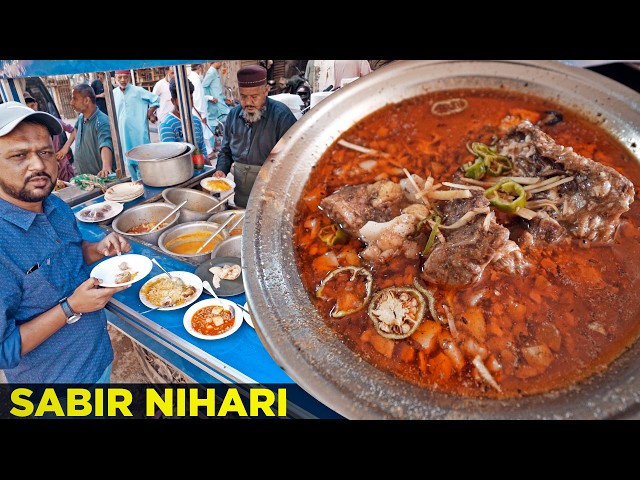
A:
[242, 60, 640, 420]
[162, 187, 226, 222]
[128, 142, 194, 187]
[111, 202, 181, 245]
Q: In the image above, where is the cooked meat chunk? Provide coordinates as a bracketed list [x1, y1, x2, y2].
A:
[359, 213, 423, 265]
[498, 121, 635, 242]
[421, 191, 527, 288]
[115, 271, 132, 284]
[319, 180, 411, 237]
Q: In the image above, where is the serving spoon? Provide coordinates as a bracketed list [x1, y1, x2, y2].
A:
[205, 191, 234, 213]
[202, 279, 251, 318]
[195, 215, 236, 254]
[147, 200, 187, 233]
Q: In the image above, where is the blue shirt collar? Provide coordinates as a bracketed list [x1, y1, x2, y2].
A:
[0, 195, 59, 231]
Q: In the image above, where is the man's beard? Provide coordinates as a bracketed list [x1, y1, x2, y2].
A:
[241, 105, 266, 124]
[0, 172, 54, 202]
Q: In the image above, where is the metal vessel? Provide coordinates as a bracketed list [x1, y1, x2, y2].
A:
[243, 60, 640, 419]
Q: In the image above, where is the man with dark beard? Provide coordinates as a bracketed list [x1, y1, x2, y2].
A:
[0, 101, 132, 385]
[212, 65, 297, 208]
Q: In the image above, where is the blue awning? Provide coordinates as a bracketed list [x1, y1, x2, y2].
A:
[0, 60, 209, 79]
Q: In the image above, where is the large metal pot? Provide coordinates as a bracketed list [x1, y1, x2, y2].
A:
[111, 202, 181, 246]
[243, 60, 640, 419]
[128, 142, 194, 187]
[162, 187, 225, 223]
[158, 220, 229, 265]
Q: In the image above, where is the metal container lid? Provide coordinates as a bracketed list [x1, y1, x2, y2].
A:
[126, 142, 190, 162]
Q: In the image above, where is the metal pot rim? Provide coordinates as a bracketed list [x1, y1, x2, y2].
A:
[243, 60, 640, 420]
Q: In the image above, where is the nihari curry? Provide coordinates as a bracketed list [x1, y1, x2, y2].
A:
[293, 88, 640, 399]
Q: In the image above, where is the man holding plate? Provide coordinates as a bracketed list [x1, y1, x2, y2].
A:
[0, 102, 132, 385]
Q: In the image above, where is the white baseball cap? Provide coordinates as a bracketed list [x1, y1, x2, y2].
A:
[0, 101, 63, 137]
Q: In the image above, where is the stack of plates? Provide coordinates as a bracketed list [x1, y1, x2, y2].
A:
[104, 182, 144, 202]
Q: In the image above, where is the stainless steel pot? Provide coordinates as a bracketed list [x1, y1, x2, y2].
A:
[131, 142, 194, 187]
[162, 187, 225, 223]
[158, 220, 229, 265]
[111, 202, 181, 246]
[243, 60, 640, 420]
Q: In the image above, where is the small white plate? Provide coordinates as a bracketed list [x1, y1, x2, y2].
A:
[183, 298, 243, 340]
[90, 253, 153, 287]
[200, 177, 235, 194]
[104, 182, 144, 202]
[243, 302, 254, 328]
[139, 271, 203, 311]
[75, 201, 123, 223]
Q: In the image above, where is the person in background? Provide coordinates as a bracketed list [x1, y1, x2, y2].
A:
[333, 60, 372, 89]
[113, 69, 160, 181]
[24, 91, 75, 182]
[0, 101, 132, 384]
[305, 60, 335, 93]
[56, 84, 114, 177]
[188, 63, 211, 153]
[202, 61, 233, 153]
[158, 79, 209, 163]
[152, 66, 175, 122]
[212, 65, 297, 208]
[90, 71, 109, 115]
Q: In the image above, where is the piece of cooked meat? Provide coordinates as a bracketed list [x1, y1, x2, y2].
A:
[359, 213, 424, 265]
[115, 271, 132, 284]
[319, 180, 411, 237]
[498, 120, 635, 242]
[421, 191, 527, 288]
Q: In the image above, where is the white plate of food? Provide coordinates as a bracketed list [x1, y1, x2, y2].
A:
[139, 271, 203, 311]
[75, 201, 123, 223]
[242, 302, 254, 328]
[200, 177, 235, 194]
[183, 298, 243, 340]
[90, 253, 153, 287]
[104, 182, 144, 202]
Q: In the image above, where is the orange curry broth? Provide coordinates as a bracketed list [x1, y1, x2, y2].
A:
[292, 88, 640, 398]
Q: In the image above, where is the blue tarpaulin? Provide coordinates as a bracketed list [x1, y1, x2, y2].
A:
[0, 60, 208, 79]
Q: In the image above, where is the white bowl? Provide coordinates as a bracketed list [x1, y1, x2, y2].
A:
[183, 298, 243, 340]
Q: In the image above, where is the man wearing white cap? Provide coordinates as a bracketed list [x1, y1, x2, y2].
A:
[0, 101, 132, 385]
[212, 65, 297, 208]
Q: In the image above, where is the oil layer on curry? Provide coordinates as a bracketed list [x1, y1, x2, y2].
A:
[292, 88, 640, 398]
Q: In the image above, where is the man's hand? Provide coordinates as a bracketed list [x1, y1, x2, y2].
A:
[213, 170, 227, 178]
[96, 232, 132, 257]
[68, 277, 130, 314]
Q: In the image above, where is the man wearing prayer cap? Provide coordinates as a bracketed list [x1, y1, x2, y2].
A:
[212, 64, 297, 208]
[113, 69, 160, 181]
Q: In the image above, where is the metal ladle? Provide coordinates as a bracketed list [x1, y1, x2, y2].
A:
[147, 200, 187, 233]
[205, 191, 234, 213]
[195, 214, 236, 254]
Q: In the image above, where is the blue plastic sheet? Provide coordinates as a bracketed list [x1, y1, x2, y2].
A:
[0, 60, 209, 79]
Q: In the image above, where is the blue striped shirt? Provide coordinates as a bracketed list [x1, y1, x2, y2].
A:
[0, 195, 113, 383]
[158, 112, 208, 154]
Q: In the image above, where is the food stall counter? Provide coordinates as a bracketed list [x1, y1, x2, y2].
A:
[73, 185, 342, 419]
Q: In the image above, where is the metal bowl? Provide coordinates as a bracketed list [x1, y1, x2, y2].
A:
[207, 209, 245, 236]
[211, 235, 242, 259]
[131, 142, 194, 187]
[111, 202, 181, 246]
[162, 187, 226, 223]
[243, 60, 640, 419]
[158, 221, 229, 265]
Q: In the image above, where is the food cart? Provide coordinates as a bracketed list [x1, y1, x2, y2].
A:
[0, 59, 342, 419]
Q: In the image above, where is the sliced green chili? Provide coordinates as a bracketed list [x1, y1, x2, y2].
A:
[463, 142, 513, 179]
[422, 215, 442, 256]
[484, 179, 527, 213]
[318, 223, 348, 246]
